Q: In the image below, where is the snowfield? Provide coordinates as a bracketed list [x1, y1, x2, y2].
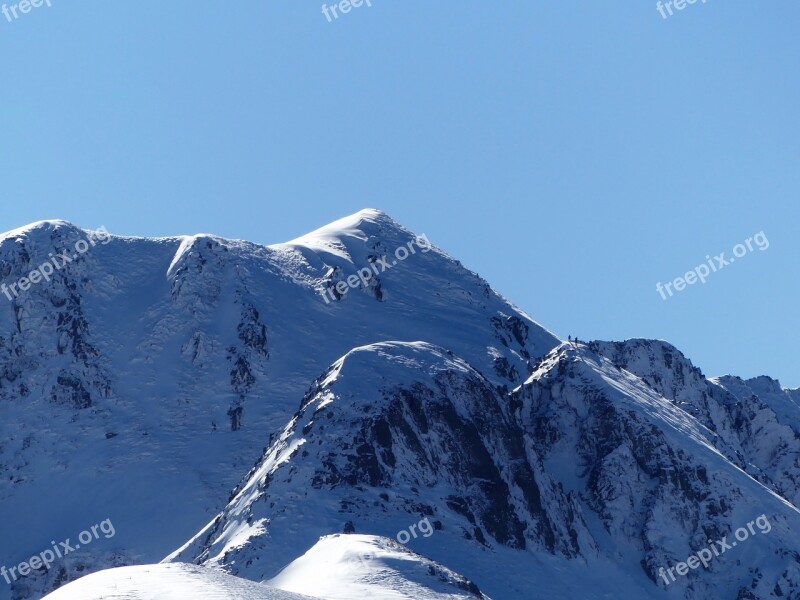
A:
[44, 536, 490, 600]
[41, 563, 314, 600]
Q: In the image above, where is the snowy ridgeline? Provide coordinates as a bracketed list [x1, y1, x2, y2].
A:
[0, 210, 798, 600]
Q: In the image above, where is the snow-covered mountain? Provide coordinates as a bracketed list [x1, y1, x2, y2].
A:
[2, 210, 799, 599]
[0, 211, 554, 599]
[168, 341, 595, 598]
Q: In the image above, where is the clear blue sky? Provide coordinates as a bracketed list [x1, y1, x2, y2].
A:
[2, 1, 798, 386]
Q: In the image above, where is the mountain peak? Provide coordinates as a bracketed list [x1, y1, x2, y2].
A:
[0, 219, 84, 244]
[283, 208, 409, 249]
[745, 374, 784, 393]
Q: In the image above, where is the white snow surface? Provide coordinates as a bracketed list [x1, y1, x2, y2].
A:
[269, 534, 490, 600]
[41, 563, 314, 600]
[42, 535, 489, 600]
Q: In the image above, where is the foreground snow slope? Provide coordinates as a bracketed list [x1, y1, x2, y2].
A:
[41, 563, 315, 600]
[43, 535, 490, 600]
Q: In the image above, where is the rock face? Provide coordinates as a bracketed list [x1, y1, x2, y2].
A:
[513, 342, 800, 599]
[169, 342, 594, 597]
[589, 339, 800, 508]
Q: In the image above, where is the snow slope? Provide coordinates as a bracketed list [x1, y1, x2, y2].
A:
[43, 535, 489, 600]
[40, 563, 314, 600]
[269, 534, 489, 600]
